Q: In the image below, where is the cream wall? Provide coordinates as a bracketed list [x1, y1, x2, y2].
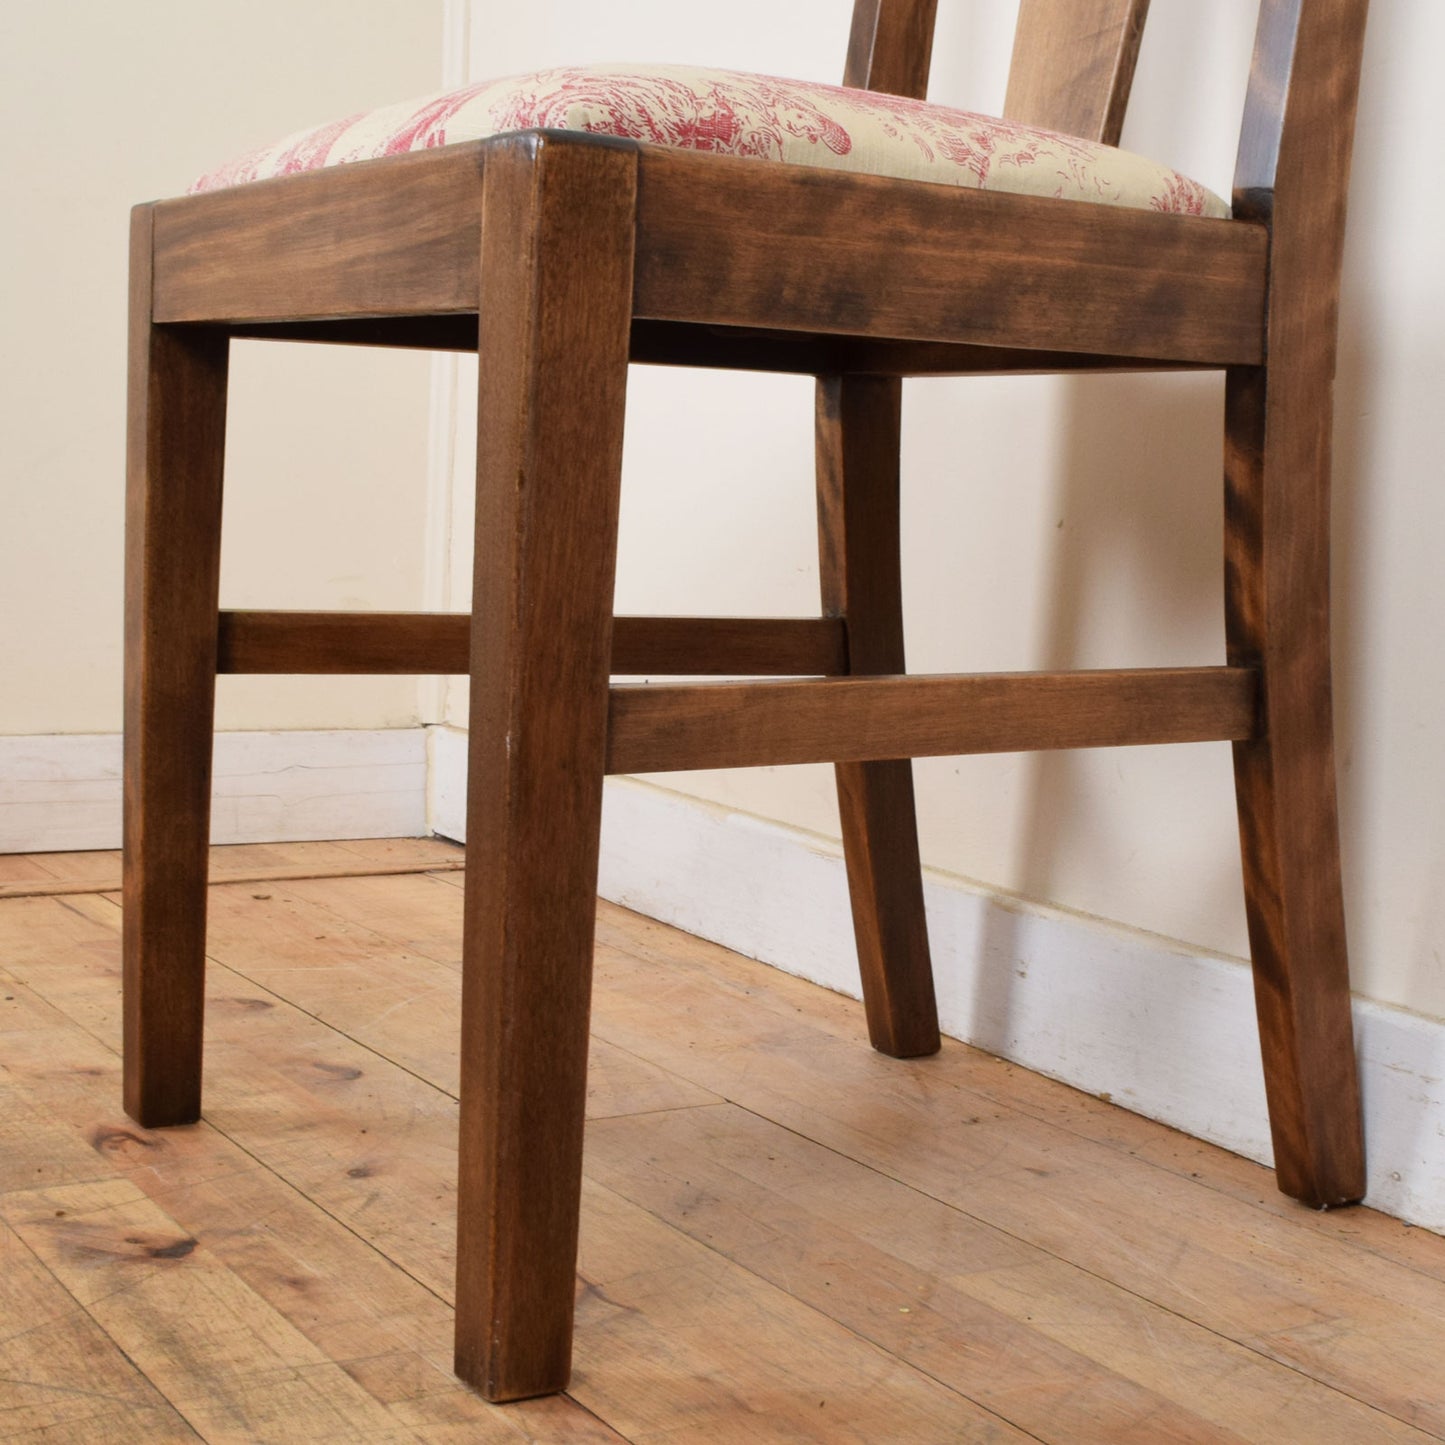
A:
[0, 0, 444, 736]
[445, 0, 1445, 1023]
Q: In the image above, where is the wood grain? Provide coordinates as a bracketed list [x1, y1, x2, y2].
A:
[0, 855, 53, 884]
[153, 137, 1266, 366]
[19, 893, 1031, 1442]
[4, 851, 1443, 1440]
[587, 1104, 1422, 1445]
[200, 873, 719, 1121]
[0, 950, 617, 1445]
[633, 147, 1267, 365]
[216, 609, 847, 677]
[829, 0, 941, 1069]
[607, 666, 1259, 774]
[22, 840, 453, 886]
[123, 205, 228, 1130]
[152, 145, 485, 324]
[1223, 0, 1371, 1208]
[1005, 0, 1150, 144]
[815, 376, 938, 1060]
[582, 905, 1445, 1437]
[0, 1216, 198, 1441]
[455, 132, 638, 1402]
[3, 1177, 435, 1443]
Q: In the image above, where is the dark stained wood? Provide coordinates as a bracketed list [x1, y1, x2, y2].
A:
[122, 0, 1379, 1401]
[123, 206, 229, 1127]
[844, 0, 938, 98]
[620, 614, 850, 677]
[215, 610, 847, 677]
[816, 378, 938, 1060]
[633, 148, 1267, 365]
[152, 145, 486, 324]
[607, 667, 1260, 776]
[1224, 0, 1371, 1209]
[808, 6, 946, 1068]
[217, 609, 467, 674]
[151, 139, 1267, 366]
[834, 0, 968, 1075]
[1004, 0, 1151, 145]
[454, 132, 638, 1403]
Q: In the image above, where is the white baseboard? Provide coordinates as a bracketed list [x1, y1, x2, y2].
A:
[427, 726, 1444, 1234]
[0, 729, 427, 853]
[427, 721, 469, 842]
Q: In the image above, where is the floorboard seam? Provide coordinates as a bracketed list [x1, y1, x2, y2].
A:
[723, 1101, 1436, 1437]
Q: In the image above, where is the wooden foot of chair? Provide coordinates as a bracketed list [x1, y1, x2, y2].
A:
[122, 206, 229, 1129]
[816, 376, 940, 1059]
[453, 134, 638, 1402]
[1226, 363, 1366, 1208]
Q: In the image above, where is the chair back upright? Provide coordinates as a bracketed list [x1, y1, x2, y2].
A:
[1234, 0, 1370, 363]
[844, 0, 938, 97]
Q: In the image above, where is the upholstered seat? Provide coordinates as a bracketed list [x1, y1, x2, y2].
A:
[192, 62, 1228, 217]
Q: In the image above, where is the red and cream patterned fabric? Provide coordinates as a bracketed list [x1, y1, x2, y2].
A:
[191, 63, 1228, 218]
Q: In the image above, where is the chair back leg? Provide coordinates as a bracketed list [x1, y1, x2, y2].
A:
[123, 205, 228, 1128]
[1226, 360, 1366, 1207]
[816, 376, 940, 1058]
[454, 133, 638, 1401]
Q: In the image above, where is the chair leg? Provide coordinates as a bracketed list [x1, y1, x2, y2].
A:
[815, 376, 940, 1058]
[1225, 362, 1366, 1208]
[454, 135, 638, 1402]
[123, 205, 229, 1128]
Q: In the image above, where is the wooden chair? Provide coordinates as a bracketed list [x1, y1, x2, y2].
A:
[125, 0, 1371, 1402]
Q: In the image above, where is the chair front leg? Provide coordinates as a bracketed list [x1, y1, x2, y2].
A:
[815, 375, 940, 1058]
[123, 205, 229, 1128]
[454, 134, 638, 1402]
[1225, 360, 1366, 1208]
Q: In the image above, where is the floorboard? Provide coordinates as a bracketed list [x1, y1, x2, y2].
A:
[0, 838, 1440, 1443]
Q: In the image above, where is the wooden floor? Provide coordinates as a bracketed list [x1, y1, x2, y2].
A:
[2, 841, 1443, 1443]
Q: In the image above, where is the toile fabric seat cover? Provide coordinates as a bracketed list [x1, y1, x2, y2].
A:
[191, 62, 1229, 218]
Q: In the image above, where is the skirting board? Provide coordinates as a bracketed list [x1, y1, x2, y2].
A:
[429, 723, 1445, 1234]
[0, 729, 427, 853]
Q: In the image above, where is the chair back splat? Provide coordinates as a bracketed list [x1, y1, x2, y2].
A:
[1222, 0, 1370, 1205]
[123, 0, 1376, 1410]
[1004, 0, 1150, 144]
